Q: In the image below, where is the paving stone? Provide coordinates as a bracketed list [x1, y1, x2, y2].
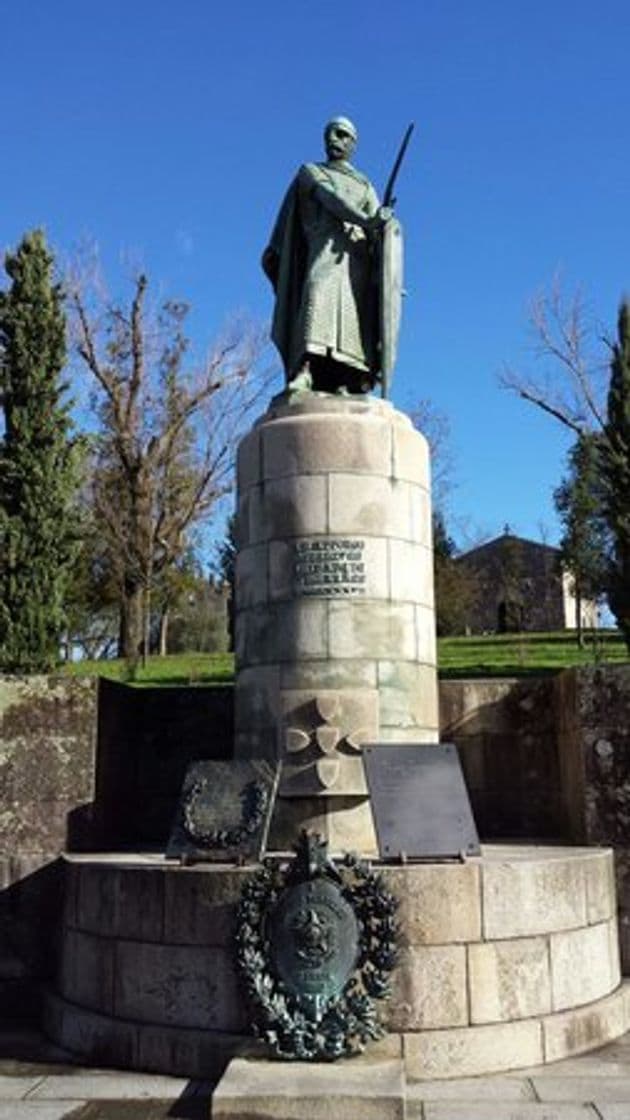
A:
[0, 1075, 45, 1097]
[0, 1106, 87, 1119]
[406, 1075, 535, 1100]
[595, 1106, 630, 1119]
[212, 1055, 405, 1119]
[420, 1106, 598, 1120]
[532, 1076, 630, 1101]
[29, 1073, 189, 1100]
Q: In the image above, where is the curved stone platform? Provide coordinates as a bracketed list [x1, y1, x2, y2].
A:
[44, 845, 629, 1079]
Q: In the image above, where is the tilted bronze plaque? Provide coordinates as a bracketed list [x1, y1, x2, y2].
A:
[363, 743, 480, 860]
[166, 760, 279, 863]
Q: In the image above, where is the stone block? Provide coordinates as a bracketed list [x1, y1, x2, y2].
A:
[59, 928, 115, 1013]
[542, 982, 630, 1063]
[262, 412, 393, 479]
[237, 427, 261, 492]
[62, 861, 79, 928]
[329, 474, 413, 539]
[136, 1024, 248, 1080]
[410, 483, 433, 545]
[389, 539, 433, 605]
[482, 852, 587, 939]
[268, 794, 378, 856]
[235, 544, 268, 608]
[280, 659, 377, 691]
[234, 666, 281, 731]
[163, 867, 249, 946]
[328, 600, 416, 661]
[550, 919, 618, 1011]
[268, 539, 294, 601]
[404, 1019, 543, 1080]
[378, 726, 439, 742]
[385, 863, 481, 944]
[392, 421, 430, 486]
[75, 865, 164, 942]
[114, 941, 246, 1032]
[468, 936, 552, 1023]
[237, 601, 328, 666]
[233, 727, 278, 762]
[379, 681, 438, 733]
[212, 1056, 406, 1120]
[584, 851, 616, 924]
[416, 604, 438, 662]
[260, 475, 328, 540]
[386, 944, 467, 1030]
[43, 989, 137, 1069]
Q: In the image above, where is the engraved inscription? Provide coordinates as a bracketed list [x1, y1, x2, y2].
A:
[294, 538, 366, 597]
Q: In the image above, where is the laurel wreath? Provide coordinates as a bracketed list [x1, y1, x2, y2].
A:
[235, 851, 399, 1060]
[183, 779, 268, 849]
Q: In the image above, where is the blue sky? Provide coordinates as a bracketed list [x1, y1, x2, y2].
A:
[3, 0, 630, 550]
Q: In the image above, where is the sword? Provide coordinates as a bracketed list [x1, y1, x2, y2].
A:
[383, 122, 415, 209]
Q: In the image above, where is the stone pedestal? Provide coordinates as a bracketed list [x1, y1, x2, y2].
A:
[233, 394, 438, 850]
[44, 847, 629, 1081]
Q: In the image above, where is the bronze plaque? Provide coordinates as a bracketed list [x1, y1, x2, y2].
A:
[363, 743, 480, 860]
[269, 877, 359, 1014]
[166, 760, 279, 863]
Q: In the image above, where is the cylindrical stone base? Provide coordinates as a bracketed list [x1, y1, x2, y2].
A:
[233, 393, 438, 849]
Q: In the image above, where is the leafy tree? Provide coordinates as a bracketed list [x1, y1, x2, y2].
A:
[433, 513, 478, 636]
[0, 230, 81, 671]
[71, 271, 271, 662]
[602, 301, 630, 650]
[554, 432, 608, 646]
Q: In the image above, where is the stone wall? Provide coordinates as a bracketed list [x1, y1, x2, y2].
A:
[440, 676, 562, 840]
[0, 674, 97, 1019]
[555, 665, 630, 970]
[93, 678, 233, 847]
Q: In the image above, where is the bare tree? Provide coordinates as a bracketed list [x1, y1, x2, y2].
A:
[70, 270, 274, 662]
[500, 276, 608, 435]
[409, 397, 456, 510]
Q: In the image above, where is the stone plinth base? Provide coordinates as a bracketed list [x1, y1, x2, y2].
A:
[212, 1051, 405, 1120]
[44, 846, 628, 1080]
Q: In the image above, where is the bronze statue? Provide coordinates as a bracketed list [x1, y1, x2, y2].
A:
[262, 117, 406, 397]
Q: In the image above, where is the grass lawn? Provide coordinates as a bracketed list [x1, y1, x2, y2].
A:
[64, 651, 235, 686]
[438, 629, 629, 678]
[62, 630, 630, 685]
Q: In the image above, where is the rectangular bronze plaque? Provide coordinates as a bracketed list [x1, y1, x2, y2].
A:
[293, 537, 366, 597]
[363, 743, 480, 860]
[166, 760, 280, 863]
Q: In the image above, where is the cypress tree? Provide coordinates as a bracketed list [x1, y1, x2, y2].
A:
[603, 300, 630, 650]
[0, 230, 80, 671]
